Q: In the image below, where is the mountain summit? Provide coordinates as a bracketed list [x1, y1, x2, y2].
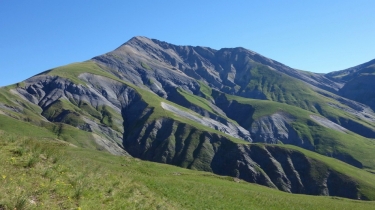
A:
[1, 36, 375, 200]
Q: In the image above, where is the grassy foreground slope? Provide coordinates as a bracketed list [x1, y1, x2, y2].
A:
[1, 130, 375, 210]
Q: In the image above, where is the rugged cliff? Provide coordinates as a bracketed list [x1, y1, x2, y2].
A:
[123, 118, 364, 199]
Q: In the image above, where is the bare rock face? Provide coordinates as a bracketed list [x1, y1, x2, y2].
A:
[14, 74, 147, 156]
[310, 115, 348, 133]
[92, 36, 375, 140]
[93, 37, 203, 99]
[250, 113, 313, 149]
[161, 102, 252, 142]
[91, 37, 296, 99]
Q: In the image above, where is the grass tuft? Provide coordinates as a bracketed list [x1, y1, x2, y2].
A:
[14, 195, 27, 210]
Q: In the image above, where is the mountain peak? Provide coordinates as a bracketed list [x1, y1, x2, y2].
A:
[117, 36, 154, 48]
[128, 35, 152, 43]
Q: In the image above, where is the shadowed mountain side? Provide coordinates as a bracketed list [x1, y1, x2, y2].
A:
[326, 59, 375, 111]
[122, 120, 365, 199]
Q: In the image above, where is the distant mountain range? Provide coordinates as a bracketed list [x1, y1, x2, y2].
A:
[1, 36, 375, 200]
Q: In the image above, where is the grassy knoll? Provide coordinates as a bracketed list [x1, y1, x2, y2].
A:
[1, 131, 375, 209]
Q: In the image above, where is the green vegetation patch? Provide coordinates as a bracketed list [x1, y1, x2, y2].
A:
[46, 61, 121, 86]
[97, 105, 122, 132]
[237, 61, 320, 111]
[177, 88, 216, 115]
[0, 113, 98, 151]
[141, 61, 152, 70]
[78, 101, 102, 119]
[198, 81, 213, 100]
[41, 100, 85, 127]
[0, 115, 55, 139]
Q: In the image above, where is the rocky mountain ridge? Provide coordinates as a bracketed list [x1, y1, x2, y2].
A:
[1, 36, 375, 199]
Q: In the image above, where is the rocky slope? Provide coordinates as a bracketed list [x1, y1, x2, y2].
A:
[1, 36, 375, 199]
[326, 59, 375, 82]
[339, 75, 375, 111]
[93, 36, 375, 139]
[123, 117, 365, 199]
[326, 59, 375, 110]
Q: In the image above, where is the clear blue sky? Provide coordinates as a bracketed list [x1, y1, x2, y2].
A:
[1, 1, 374, 86]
